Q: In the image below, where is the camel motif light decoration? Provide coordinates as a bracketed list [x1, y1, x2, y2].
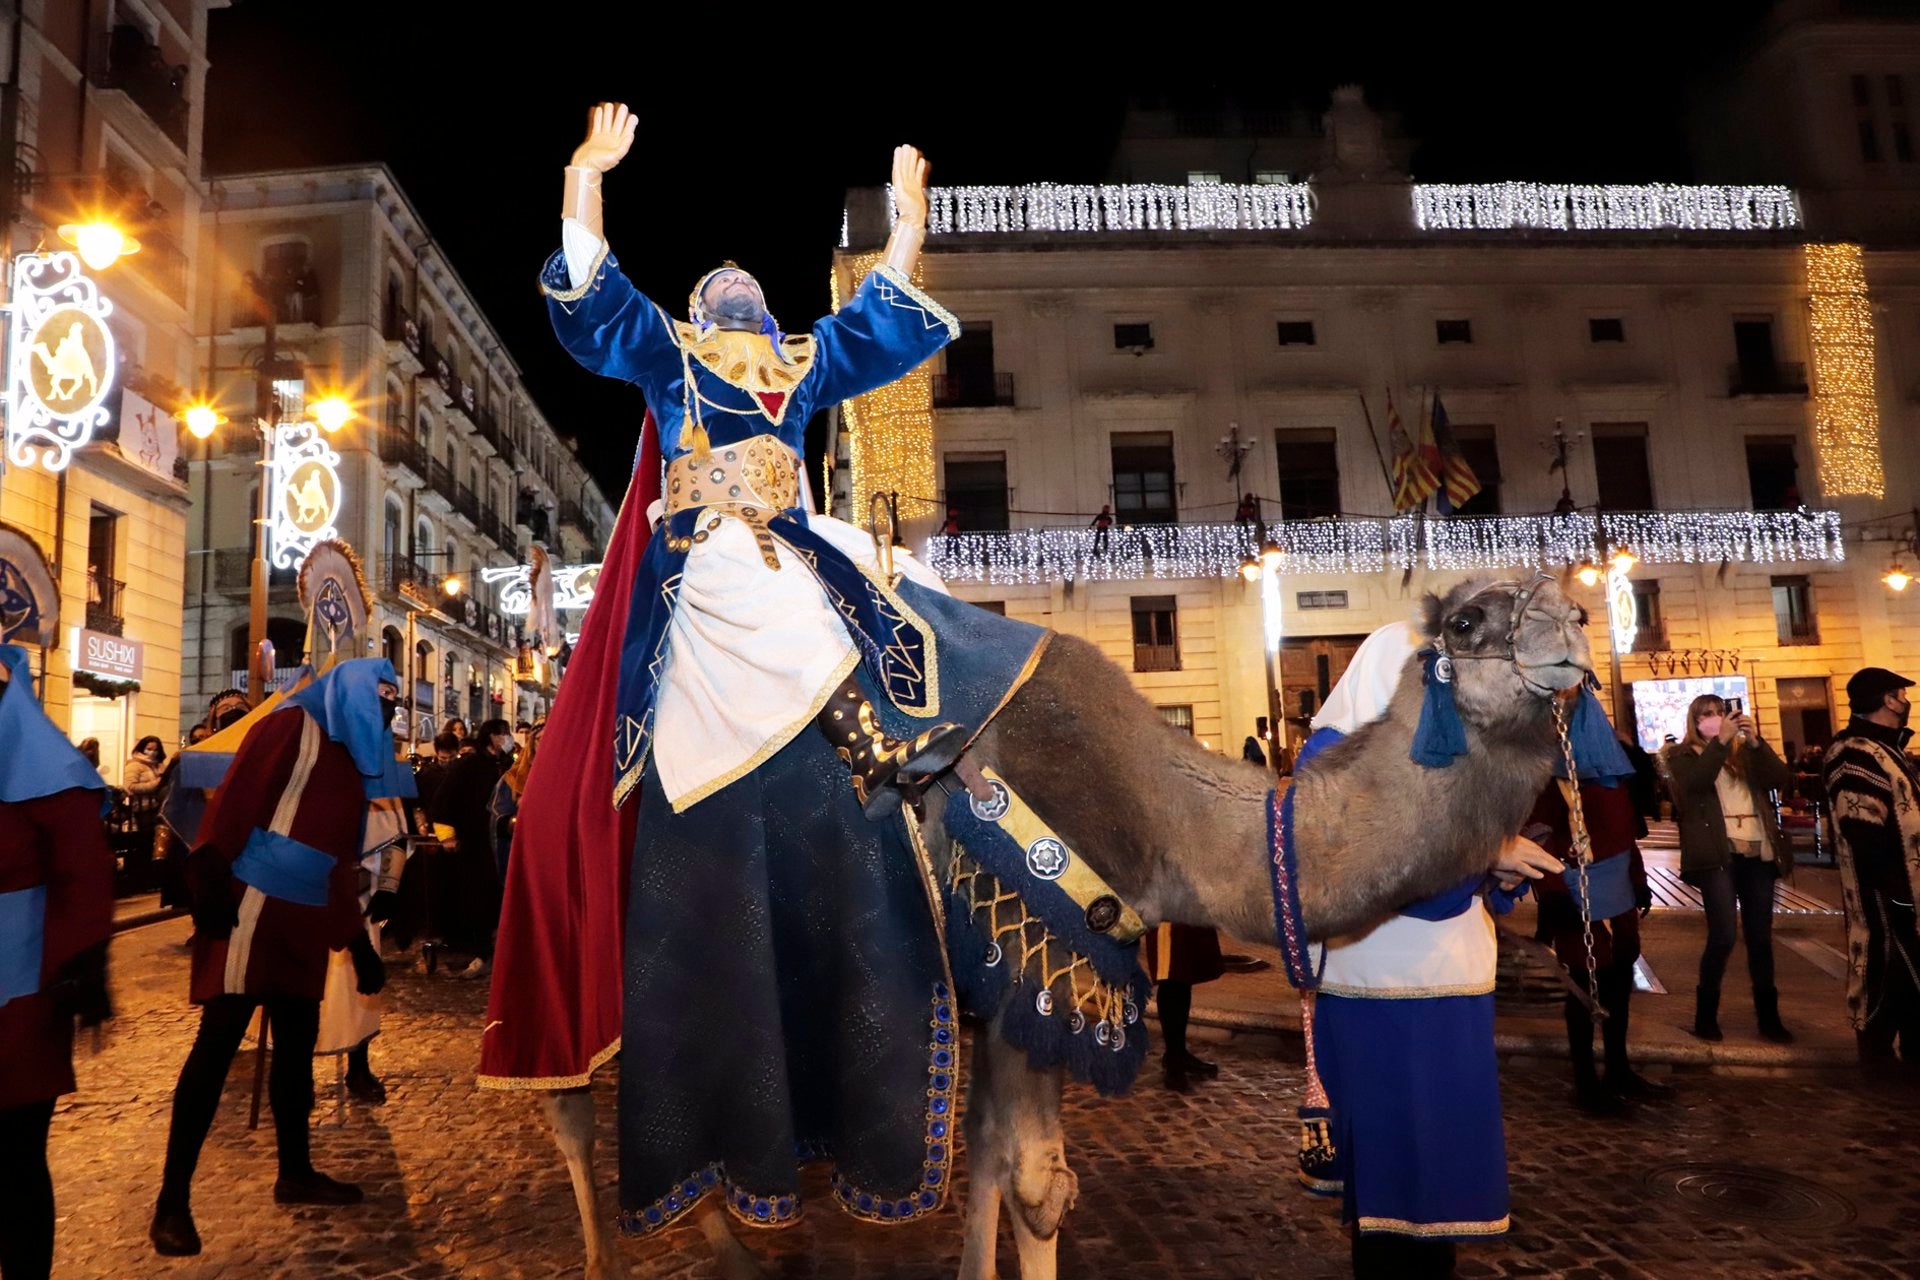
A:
[5, 252, 118, 472]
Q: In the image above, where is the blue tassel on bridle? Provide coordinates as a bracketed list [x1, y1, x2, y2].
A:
[1409, 648, 1471, 768]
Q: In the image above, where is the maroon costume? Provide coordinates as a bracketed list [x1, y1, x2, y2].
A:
[0, 790, 115, 1111]
[185, 707, 367, 1004]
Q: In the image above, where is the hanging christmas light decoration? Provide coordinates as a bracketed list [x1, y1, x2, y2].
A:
[925, 509, 1843, 586]
[869, 181, 1315, 238]
[1805, 242, 1885, 499]
[1412, 183, 1800, 233]
[830, 251, 939, 521]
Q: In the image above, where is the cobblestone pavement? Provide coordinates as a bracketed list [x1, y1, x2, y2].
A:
[49, 917, 1920, 1279]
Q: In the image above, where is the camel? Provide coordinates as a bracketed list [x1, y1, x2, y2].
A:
[289, 468, 331, 526]
[538, 573, 1595, 1279]
[31, 321, 99, 403]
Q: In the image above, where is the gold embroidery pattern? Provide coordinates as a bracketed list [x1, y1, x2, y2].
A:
[870, 263, 961, 341]
[668, 323, 817, 426]
[948, 846, 1138, 1035]
[539, 240, 610, 305]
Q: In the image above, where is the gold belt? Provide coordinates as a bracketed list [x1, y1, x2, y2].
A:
[662, 437, 799, 569]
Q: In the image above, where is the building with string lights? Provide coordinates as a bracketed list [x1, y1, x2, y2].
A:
[183, 163, 616, 742]
[829, 5, 1920, 760]
[0, 2, 226, 780]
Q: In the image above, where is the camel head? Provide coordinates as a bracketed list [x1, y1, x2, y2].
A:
[1419, 573, 1593, 736]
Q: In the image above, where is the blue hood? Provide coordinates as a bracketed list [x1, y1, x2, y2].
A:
[0, 646, 108, 804]
[278, 657, 415, 801]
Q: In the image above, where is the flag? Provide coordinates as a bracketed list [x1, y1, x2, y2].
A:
[1386, 392, 1439, 513]
[1429, 392, 1482, 515]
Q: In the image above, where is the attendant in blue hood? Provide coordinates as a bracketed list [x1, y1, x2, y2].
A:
[0, 643, 114, 1280]
[151, 659, 409, 1259]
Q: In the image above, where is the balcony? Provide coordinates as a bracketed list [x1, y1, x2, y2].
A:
[427, 459, 457, 503]
[1628, 622, 1668, 653]
[86, 576, 125, 636]
[382, 554, 435, 603]
[90, 24, 189, 149]
[376, 429, 428, 478]
[474, 408, 506, 454]
[1728, 361, 1808, 397]
[932, 371, 1016, 409]
[559, 499, 598, 544]
[383, 305, 419, 353]
[1133, 642, 1180, 673]
[483, 513, 518, 558]
[452, 482, 482, 526]
[228, 666, 306, 696]
[125, 225, 189, 304]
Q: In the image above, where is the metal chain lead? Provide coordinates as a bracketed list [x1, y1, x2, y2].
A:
[1550, 698, 1604, 1022]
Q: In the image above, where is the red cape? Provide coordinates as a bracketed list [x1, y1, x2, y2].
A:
[479, 416, 660, 1088]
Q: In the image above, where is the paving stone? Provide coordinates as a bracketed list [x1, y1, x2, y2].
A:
[42, 917, 1920, 1278]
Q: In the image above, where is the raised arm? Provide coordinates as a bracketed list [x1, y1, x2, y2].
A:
[541, 102, 679, 388]
[561, 102, 635, 247]
[810, 145, 957, 405]
[882, 144, 930, 277]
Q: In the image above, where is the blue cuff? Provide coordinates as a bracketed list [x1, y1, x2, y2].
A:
[0, 885, 47, 1006]
[231, 829, 335, 908]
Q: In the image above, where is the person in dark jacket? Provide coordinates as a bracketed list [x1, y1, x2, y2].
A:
[427, 719, 514, 978]
[1823, 668, 1920, 1068]
[1663, 693, 1794, 1044]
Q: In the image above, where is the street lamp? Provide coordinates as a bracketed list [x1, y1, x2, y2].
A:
[55, 220, 141, 271]
[184, 385, 355, 703]
[1885, 560, 1912, 594]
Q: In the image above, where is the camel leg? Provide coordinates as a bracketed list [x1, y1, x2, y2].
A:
[960, 1018, 1076, 1280]
[694, 1200, 770, 1280]
[541, 1088, 619, 1280]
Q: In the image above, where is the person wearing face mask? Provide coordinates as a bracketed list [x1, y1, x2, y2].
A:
[149, 660, 408, 1258]
[121, 737, 168, 891]
[1664, 693, 1794, 1044]
[427, 718, 515, 979]
[1823, 668, 1920, 1070]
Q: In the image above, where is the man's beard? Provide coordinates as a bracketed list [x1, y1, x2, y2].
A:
[707, 289, 765, 329]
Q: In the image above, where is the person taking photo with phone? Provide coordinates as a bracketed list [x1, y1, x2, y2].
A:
[1664, 694, 1795, 1044]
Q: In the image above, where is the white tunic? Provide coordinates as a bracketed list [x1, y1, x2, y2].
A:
[650, 513, 949, 812]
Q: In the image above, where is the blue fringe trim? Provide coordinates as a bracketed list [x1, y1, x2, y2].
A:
[945, 882, 1150, 1097]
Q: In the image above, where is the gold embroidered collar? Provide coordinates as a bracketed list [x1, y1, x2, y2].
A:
[670, 321, 816, 425]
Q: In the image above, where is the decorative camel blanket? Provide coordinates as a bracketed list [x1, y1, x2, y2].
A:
[941, 768, 1152, 1096]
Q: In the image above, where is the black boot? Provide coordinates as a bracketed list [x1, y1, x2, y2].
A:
[1692, 987, 1723, 1042]
[1601, 969, 1674, 1100]
[1755, 987, 1795, 1044]
[1568, 992, 1624, 1116]
[1162, 1056, 1195, 1094]
[1173, 1048, 1219, 1078]
[815, 676, 965, 820]
[274, 1168, 363, 1206]
[345, 1043, 386, 1104]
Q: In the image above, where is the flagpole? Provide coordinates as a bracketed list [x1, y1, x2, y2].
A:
[1356, 392, 1395, 507]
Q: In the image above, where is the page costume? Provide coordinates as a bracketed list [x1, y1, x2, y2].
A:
[481, 229, 1056, 1234]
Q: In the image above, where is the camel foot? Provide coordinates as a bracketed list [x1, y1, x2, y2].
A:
[697, 1203, 771, 1280]
[1014, 1161, 1077, 1242]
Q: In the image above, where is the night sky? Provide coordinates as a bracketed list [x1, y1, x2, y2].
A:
[202, 3, 1778, 501]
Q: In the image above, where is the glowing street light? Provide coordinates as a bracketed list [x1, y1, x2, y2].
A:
[1574, 560, 1603, 588]
[183, 404, 222, 440]
[310, 395, 353, 434]
[1609, 547, 1639, 575]
[55, 221, 141, 272]
[442, 575, 464, 598]
[1885, 560, 1913, 593]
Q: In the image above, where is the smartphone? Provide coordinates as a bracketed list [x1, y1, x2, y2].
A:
[1726, 697, 1744, 716]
